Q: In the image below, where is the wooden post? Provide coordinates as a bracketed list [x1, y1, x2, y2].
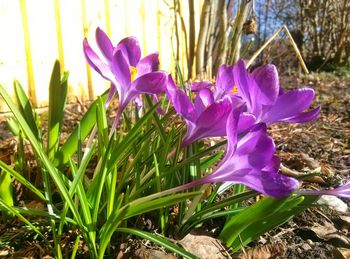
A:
[54, 0, 65, 71]
[19, 0, 37, 107]
[81, 0, 94, 100]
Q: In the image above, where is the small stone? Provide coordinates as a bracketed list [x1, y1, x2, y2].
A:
[306, 239, 314, 246]
[317, 195, 348, 212]
[301, 243, 312, 251]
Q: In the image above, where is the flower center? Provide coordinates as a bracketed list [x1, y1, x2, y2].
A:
[130, 66, 138, 82]
[231, 85, 239, 93]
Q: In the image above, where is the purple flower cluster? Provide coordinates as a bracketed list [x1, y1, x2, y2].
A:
[83, 27, 167, 131]
[83, 28, 349, 199]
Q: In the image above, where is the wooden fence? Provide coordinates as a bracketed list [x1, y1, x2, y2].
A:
[0, 0, 203, 111]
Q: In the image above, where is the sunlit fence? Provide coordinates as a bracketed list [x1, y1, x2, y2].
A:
[0, 0, 203, 111]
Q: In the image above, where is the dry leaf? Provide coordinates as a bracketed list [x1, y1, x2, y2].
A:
[300, 153, 320, 169]
[311, 221, 350, 248]
[239, 242, 286, 259]
[332, 248, 350, 259]
[179, 233, 228, 259]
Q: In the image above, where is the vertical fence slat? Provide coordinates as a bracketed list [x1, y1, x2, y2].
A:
[104, 0, 111, 36]
[81, 0, 94, 100]
[19, 0, 37, 107]
[54, 0, 65, 71]
[140, 1, 147, 55]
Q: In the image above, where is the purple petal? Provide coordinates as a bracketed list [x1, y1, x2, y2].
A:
[196, 98, 232, 132]
[105, 84, 117, 108]
[166, 76, 195, 121]
[233, 60, 252, 106]
[237, 113, 256, 133]
[224, 106, 241, 159]
[324, 181, 350, 198]
[261, 156, 300, 198]
[131, 71, 167, 94]
[182, 98, 232, 146]
[96, 27, 113, 61]
[242, 131, 275, 168]
[194, 88, 215, 115]
[251, 64, 279, 106]
[111, 49, 131, 101]
[216, 64, 235, 94]
[236, 123, 268, 156]
[137, 52, 159, 76]
[134, 95, 143, 109]
[281, 106, 321, 123]
[116, 37, 141, 67]
[251, 168, 299, 198]
[153, 94, 166, 115]
[262, 88, 316, 124]
[297, 181, 350, 198]
[205, 160, 298, 198]
[191, 81, 213, 92]
[83, 39, 115, 82]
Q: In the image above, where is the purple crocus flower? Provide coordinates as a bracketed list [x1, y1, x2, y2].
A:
[297, 181, 350, 199]
[83, 27, 167, 130]
[166, 76, 253, 147]
[180, 108, 299, 198]
[214, 60, 321, 125]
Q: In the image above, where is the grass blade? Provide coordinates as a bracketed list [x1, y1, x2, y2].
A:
[0, 84, 84, 228]
[47, 60, 68, 160]
[13, 80, 40, 140]
[54, 91, 107, 166]
[0, 160, 45, 201]
[117, 228, 196, 259]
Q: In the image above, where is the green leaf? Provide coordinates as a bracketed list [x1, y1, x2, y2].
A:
[14, 131, 26, 172]
[13, 205, 76, 225]
[220, 196, 291, 247]
[13, 80, 40, 139]
[98, 191, 199, 258]
[47, 60, 68, 160]
[230, 195, 318, 251]
[145, 95, 166, 143]
[125, 192, 200, 220]
[54, 91, 108, 166]
[200, 151, 224, 172]
[178, 191, 256, 236]
[179, 208, 245, 237]
[107, 103, 160, 169]
[96, 96, 108, 156]
[117, 228, 196, 259]
[0, 160, 45, 201]
[0, 171, 13, 207]
[0, 84, 84, 229]
[0, 199, 48, 244]
[7, 117, 20, 136]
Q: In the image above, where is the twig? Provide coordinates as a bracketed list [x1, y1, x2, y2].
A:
[246, 25, 309, 74]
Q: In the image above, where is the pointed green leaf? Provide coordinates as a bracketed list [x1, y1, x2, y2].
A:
[54, 91, 108, 166]
[220, 196, 290, 247]
[0, 171, 13, 207]
[13, 80, 40, 139]
[47, 60, 68, 160]
[0, 84, 83, 229]
[117, 228, 196, 259]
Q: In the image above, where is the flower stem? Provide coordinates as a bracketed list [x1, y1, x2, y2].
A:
[129, 178, 207, 208]
[109, 107, 123, 137]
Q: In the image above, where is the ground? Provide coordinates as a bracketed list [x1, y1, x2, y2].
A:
[0, 73, 349, 258]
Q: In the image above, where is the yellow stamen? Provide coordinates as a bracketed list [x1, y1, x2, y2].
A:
[231, 85, 239, 93]
[130, 66, 138, 82]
